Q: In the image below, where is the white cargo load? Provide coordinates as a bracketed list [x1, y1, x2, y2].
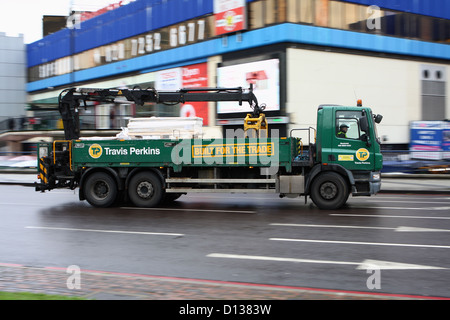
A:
[117, 117, 203, 139]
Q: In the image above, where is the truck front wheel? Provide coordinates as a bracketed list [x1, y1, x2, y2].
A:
[84, 172, 118, 208]
[310, 172, 349, 210]
[128, 171, 163, 207]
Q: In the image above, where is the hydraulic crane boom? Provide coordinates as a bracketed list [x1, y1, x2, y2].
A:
[58, 86, 260, 140]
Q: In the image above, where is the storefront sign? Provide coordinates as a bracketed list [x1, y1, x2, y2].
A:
[214, 0, 246, 36]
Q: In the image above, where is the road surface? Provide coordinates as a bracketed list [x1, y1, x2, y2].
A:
[0, 185, 449, 299]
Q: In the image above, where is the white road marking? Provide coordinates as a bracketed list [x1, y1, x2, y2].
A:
[395, 226, 450, 233]
[25, 226, 184, 237]
[269, 238, 450, 249]
[270, 223, 450, 233]
[349, 206, 450, 211]
[365, 200, 450, 204]
[207, 254, 447, 270]
[207, 253, 359, 266]
[270, 223, 394, 231]
[120, 207, 255, 214]
[357, 259, 447, 270]
[331, 214, 450, 220]
[367, 196, 450, 200]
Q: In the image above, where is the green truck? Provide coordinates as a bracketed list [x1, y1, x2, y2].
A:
[36, 87, 383, 210]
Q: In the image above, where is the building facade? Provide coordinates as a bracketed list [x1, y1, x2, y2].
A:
[1, 33, 26, 129]
[26, 0, 450, 147]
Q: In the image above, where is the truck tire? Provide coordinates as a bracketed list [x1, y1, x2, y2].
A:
[84, 172, 118, 208]
[310, 172, 349, 210]
[128, 171, 163, 207]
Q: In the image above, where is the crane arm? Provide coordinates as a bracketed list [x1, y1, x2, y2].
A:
[58, 86, 259, 140]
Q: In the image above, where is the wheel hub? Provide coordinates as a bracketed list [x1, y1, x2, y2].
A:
[94, 181, 109, 199]
[137, 181, 153, 199]
[320, 182, 337, 200]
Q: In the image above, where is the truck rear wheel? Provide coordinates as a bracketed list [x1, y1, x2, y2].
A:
[128, 171, 163, 207]
[84, 172, 118, 208]
[310, 172, 349, 210]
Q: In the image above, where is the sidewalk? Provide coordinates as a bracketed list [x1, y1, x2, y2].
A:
[0, 263, 444, 300]
[0, 172, 449, 194]
[380, 173, 450, 194]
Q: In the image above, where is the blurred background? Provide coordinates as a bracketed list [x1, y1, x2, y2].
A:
[0, 0, 449, 173]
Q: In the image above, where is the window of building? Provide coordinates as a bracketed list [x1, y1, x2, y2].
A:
[299, 0, 315, 24]
[265, 0, 276, 25]
[407, 14, 420, 39]
[433, 19, 450, 43]
[419, 16, 433, 41]
[343, 2, 365, 32]
[249, 1, 264, 29]
[286, 0, 300, 23]
[315, 0, 329, 27]
[277, 0, 287, 23]
[329, 0, 344, 29]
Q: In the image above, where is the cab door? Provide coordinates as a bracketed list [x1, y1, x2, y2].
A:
[331, 109, 375, 171]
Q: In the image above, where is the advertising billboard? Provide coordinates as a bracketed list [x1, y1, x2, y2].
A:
[181, 63, 209, 125]
[155, 63, 209, 125]
[443, 122, 450, 159]
[410, 121, 450, 160]
[217, 58, 280, 114]
[155, 68, 182, 91]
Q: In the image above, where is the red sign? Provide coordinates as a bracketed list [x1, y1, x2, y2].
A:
[181, 63, 209, 125]
[214, 0, 246, 36]
[80, 1, 124, 22]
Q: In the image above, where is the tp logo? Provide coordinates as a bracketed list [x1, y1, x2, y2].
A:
[89, 144, 103, 159]
[356, 148, 370, 161]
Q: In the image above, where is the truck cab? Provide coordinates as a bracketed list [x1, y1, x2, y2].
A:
[311, 104, 383, 207]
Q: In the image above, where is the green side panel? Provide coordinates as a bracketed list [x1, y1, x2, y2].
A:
[71, 138, 294, 170]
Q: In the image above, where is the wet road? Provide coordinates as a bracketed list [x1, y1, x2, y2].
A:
[1, 185, 449, 298]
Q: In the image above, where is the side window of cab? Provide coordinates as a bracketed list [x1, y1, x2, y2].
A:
[336, 111, 361, 140]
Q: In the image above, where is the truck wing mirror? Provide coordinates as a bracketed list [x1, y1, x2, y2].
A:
[374, 114, 383, 124]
